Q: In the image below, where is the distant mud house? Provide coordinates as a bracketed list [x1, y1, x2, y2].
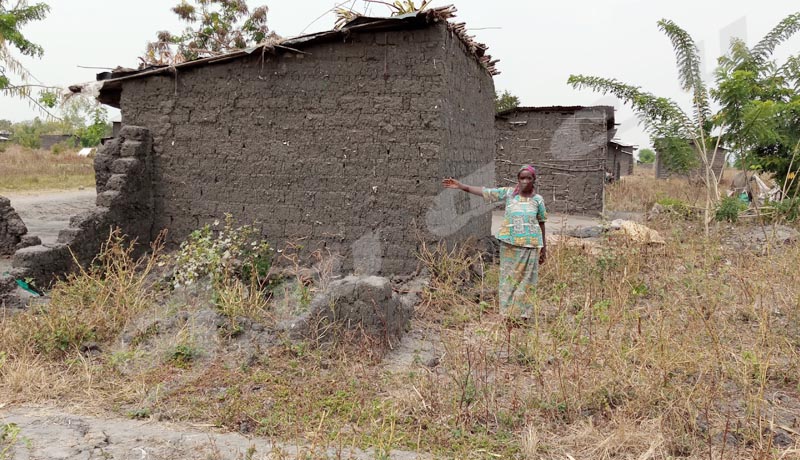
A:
[607, 140, 634, 181]
[495, 106, 615, 214]
[57, 8, 497, 276]
[655, 142, 727, 180]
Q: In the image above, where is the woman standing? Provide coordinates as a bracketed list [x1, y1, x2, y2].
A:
[442, 165, 546, 320]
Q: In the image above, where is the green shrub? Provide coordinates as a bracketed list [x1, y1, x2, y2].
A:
[655, 197, 694, 219]
[715, 196, 748, 223]
[765, 196, 800, 223]
[50, 139, 75, 155]
[173, 213, 273, 289]
[167, 343, 199, 368]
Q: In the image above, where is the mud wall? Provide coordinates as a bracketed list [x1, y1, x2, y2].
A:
[655, 147, 726, 180]
[607, 143, 633, 181]
[495, 108, 610, 215]
[117, 23, 495, 275]
[40, 134, 77, 150]
[11, 127, 154, 287]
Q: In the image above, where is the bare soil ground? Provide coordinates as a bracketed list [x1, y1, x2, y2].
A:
[3, 190, 97, 246]
[0, 406, 430, 460]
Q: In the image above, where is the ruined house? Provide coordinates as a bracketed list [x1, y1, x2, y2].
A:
[495, 106, 616, 214]
[655, 141, 727, 180]
[607, 140, 635, 181]
[13, 8, 497, 284]
[39, 134, 77, 150]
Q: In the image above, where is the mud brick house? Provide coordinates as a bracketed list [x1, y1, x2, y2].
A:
[607, 140, 635, 181]
[40, 134, 77, 150]
[65, 7, 497, 276]
[495, 106, 615, 215]
[655, 141, 727, 180]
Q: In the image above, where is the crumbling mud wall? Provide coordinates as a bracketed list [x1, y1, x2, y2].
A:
[495, 107, 612, 215]
[655, 146, 726, 180]
[114, 23, 495, 275]
[279, 275, 412, 347]
[10, 127, 154, 288]
[0, 197, 40, 256]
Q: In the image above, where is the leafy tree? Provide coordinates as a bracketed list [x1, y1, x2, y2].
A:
[74, 105, 110, 147]
[58, 96, 110, 146]
[142, 0, 278, 66]
[495, 90, 520, 113]
[638, 148, 656, 164]
[0, 0, 58, 114]
[569, 19, 728, 233]
[713, 13, 800, 195]
[10, 118, 54, 148]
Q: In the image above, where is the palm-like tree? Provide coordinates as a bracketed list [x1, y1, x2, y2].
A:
[569, 14, 800, 232]
[568, 19, 719, 232]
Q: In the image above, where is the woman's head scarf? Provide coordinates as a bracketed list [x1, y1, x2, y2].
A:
[512, 164, 536, 196]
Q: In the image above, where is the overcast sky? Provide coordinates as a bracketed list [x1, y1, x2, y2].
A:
[2, 0, 798, 150]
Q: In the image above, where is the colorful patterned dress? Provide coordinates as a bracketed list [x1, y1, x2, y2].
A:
[483, 187, 547, 318]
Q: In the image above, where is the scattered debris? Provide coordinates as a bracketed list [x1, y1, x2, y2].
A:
[609, 219, 666, 245]
[728, 170, 782, 206]
[77, 147, 95, 157]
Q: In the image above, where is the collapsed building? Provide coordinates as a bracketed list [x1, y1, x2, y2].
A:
[8, 7, 498, 287]
[655, 141, 727, 180]
[495, 106, 616, 214]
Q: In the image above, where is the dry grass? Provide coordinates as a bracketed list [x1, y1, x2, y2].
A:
[607, 166, 739, 212]
[0, 174, 799, 458]
[0, 144, 95, 192]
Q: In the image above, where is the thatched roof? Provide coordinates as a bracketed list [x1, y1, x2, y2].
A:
[71, 5, 498, 108]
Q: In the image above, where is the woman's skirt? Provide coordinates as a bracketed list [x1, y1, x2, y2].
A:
[498, 241, 540, 319]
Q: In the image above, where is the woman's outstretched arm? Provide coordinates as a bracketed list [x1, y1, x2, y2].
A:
[442, 178, 483, 197]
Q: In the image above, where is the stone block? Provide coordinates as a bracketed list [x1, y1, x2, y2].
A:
[96, 191, 121, 208]
[110, 158, 144, 175]
[120, 141, 145, 157]
[119, 126, 151, 142]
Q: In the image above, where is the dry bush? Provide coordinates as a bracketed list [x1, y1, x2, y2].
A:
[7, 230, 163, 356]
[0, 230, 164, 405]
[607, 167, 739, 213]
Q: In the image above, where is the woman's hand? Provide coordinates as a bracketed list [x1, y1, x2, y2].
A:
[443, 178, 484, 196]
[539, 246, 547, 265]
[442, 178, 463, 190]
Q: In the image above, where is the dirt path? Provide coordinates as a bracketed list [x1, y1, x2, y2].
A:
[3, 190, 97, 246]
[1, 406, 430, 460]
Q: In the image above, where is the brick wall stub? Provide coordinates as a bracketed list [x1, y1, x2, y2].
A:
[10, 127, 155, 289]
